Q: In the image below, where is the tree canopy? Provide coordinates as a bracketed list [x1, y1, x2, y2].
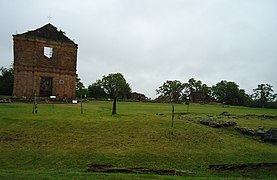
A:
[75, 75, 88, 98]
[0, 66, 13, 96]
[156, 80, 184, 103]
[211, 80, 249, 106]
[88, 79, 107, 99]
[184, 78, 203, 94]
[183, 78, 212, 103]
[101, 73, 131, 114]
[88, 74, 131, 101]
[156, 80, 185, 130]
[252, 84, 276, 108]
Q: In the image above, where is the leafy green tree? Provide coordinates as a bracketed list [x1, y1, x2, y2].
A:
[183, 78, 212, 103]
[156, 80, 184, 129]
[200, 84, 212, 102]
[101, 73, 131, 115]
[76, 75, 88, 98]
[0, 66, 14, 96]
[184, 78, 202, 93]
[252, 84, 276, 108]
[212, 80, 248, 106]
[118, 82, 132, 99]
[238, 89, 252, 106]
[88, 79, 107, 98]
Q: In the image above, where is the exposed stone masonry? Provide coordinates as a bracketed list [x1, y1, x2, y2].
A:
[13, 23, 78, 101]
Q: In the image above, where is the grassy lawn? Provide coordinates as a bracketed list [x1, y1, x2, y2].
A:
[0, 101, 276, 179]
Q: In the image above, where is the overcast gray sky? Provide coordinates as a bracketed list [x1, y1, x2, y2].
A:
[1, 0, 276, 98]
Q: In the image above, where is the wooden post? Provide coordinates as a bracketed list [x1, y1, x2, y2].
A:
[186, 97, 190, 113]
[81, 93, 83, 114]
[171, 97, 174, 135]
[171, 100, 174, 128]
[112, 97, 117, 115]
[32, 91, 37, 114]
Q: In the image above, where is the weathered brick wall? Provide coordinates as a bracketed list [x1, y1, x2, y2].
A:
[13, 37, 77, 101]
[13, 68, 34, 98]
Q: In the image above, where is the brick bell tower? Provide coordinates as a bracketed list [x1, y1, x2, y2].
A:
[13, 23, 78, 101]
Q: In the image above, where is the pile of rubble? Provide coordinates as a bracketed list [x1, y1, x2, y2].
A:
[200, 118, 237, 128]
[198, 112, 277, 144]
[0, 98, 11, 103]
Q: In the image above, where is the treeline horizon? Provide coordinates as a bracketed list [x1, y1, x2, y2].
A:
[77, 72, 277, 109]
[1, 65, 277, 109]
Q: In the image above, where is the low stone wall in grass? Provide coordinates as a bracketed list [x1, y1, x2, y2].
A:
[209, 162, 277, 171]
[179, 111, 277, 145]
[87, 163, 195, 176]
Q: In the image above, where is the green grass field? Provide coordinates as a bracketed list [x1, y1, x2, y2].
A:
[0, 101, 276, 179]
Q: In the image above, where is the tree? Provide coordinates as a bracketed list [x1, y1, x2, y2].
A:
[76, 75, 88, 98]
[212, 80, 248, 106]
[252, 84, 276, 108]
[101, 73, 131, 115]
[184, 78, 202, 93]
[88, 79, 107, 99]
[156, 80, 184, 130]
[118, 82, 132, 99]
[238, 89, 252, 106]
[199, 84, 212, 103]
[183, 78, 212, 103]
[0, 66, 14, 96]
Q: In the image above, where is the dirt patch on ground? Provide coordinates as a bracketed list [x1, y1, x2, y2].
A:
[0, 131, 25, 143]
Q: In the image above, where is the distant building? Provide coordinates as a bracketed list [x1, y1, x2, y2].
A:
[130, 92, 149, 102]
[189, 92, 215, 103]
[13, 23, 78, 101]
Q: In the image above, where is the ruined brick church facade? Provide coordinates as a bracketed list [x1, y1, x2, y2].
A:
[13, 23, 78, 101]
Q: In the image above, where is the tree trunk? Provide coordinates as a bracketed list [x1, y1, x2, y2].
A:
[112, 97, 117, 115]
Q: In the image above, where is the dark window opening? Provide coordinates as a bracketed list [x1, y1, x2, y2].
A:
[40, 77, 53, 97]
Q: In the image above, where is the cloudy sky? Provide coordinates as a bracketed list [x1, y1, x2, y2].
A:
[1, 0, 276, 98]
